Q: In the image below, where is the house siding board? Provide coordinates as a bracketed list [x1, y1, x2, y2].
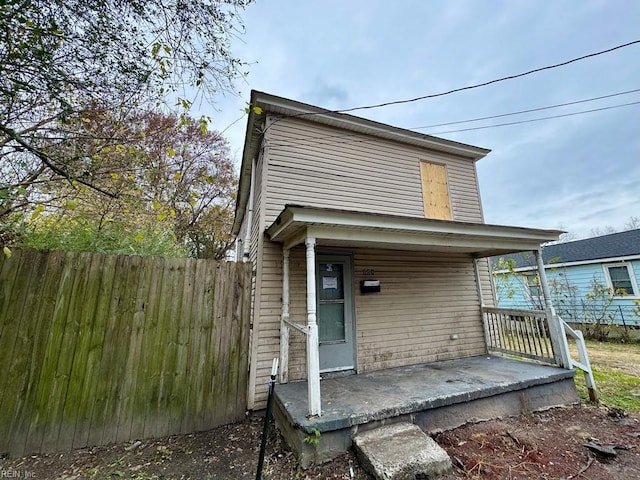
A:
[263, 117, 483, 226]
[353, 249, 485, 371]
[246, 146, 266, 409]
[249, 243, 486, 408]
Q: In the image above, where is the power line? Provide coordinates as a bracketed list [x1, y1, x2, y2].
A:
[261, 39, 640, 133]
[336, 39, 640, 114]
[262, 89, 640, 149]
[428, 101, 640, 135]
[411, 88, 640, 130]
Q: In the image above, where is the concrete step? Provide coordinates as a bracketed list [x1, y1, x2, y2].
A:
[354, 422, 452, 480]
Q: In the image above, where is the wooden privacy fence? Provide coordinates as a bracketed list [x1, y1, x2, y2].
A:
[0, 249, 251, 457]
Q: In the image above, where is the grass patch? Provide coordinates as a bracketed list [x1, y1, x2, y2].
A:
[569, 339, 640, 412]
[574, 367, 640, 412]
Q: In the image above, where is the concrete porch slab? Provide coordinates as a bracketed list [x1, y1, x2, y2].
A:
[273, 355, 578, 467]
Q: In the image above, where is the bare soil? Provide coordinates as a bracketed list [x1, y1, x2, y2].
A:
[437, 405, 640, 480]
[4, 342, 640, 479]
[1, 405, 639, 480]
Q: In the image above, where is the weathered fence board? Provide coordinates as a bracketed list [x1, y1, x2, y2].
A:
[0, 249, 251, 457]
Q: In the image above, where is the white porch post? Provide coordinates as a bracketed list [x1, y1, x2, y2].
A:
[535, 249, 571, 368]
[473, 258, 492, 354]
[279, 248, 290, 384]
[305, 237, 322, 416]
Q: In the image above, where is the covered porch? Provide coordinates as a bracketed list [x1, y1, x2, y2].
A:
[267, 205, 584, 413]
[273, 355, 578, 467]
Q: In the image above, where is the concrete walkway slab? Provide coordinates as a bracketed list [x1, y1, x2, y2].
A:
[354, 422, 452, 480]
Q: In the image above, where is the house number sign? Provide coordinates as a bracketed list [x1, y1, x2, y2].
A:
[362, 269, 375, 276]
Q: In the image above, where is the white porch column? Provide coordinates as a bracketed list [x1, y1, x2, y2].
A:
[535, 249, 571, 368]
[279, 248, 290, 384]
[473, 258, 492, 354]
[305, 237, 322, 416]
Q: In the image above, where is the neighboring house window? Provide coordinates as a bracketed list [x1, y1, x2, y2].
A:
[525, 273, 542, 302]
[604, 263, 638, 296]
[419, 161, 452, 220]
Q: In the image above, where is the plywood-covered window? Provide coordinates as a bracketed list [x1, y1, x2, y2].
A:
[419, 161, 452, 220]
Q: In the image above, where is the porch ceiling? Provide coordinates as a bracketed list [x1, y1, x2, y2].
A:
[266, 205, 563, 258]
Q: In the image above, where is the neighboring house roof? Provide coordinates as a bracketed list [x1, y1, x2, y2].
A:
[232, 90, 491, 235]
[494, 229, 640, 270]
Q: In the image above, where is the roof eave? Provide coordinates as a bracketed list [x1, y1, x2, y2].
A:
[250, 91, 491, 160]
[231, 92, 263, 235]
[266, 205, 562, 257]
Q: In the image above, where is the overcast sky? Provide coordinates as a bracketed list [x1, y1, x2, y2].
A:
[209, 0, 640, 239]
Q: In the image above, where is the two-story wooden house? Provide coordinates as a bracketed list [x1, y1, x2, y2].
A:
[232, 91, 591, 466]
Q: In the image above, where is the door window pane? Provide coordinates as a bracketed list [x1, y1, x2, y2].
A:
[319, 263, 343, 300]
[318, 303, 345, 342]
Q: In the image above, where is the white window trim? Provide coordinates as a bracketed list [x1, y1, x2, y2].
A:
[523, 273, 542, 301]
[602, 262, 639, 298]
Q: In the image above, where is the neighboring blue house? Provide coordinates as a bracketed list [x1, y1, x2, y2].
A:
[493, 229, 640, 328]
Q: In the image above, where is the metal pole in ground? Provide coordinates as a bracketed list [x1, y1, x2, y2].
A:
[256, 358, 278, 480]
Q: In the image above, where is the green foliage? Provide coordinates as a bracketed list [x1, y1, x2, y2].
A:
[19, 216, 187, 257]
[303, 427, 321, 447]
[492, 257, 519, 303]
[580, 277, 617, 341]
[1, 0, 252, 237]
[492, 256, 543, 309]
[6, 110, 236, 258]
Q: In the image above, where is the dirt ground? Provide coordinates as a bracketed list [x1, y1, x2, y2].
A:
[1, 404, 639, 480]
[570, 340, 640, 377]
[3, 342, 640, 480]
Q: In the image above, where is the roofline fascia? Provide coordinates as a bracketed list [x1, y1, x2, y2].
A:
[251, 91, 491, 160]
[267, 206, 562, 244]
[231, 91, 263, 235]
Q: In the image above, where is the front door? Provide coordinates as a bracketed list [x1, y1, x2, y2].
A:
[316, 254, 355, 372]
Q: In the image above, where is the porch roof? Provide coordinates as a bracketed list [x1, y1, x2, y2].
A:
[266, 205, 563, 258]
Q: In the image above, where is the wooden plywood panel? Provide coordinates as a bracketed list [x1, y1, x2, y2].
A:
[420, 161, 452, 220]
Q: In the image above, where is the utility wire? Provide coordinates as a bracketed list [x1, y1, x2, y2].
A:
[261, 39, 640, 134]
[262, 89, 640, 149]
[412, 88, 640, 129]
[428, 101, 640, 135]
[336, 39, 640, 114]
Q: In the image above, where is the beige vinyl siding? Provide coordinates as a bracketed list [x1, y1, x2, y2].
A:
[477, 258, 496, 308]
[263, 117, 484, 226]
[250, 243, 487, 407]
[246, 148, 266, 409]
[353, 249, 486, 371]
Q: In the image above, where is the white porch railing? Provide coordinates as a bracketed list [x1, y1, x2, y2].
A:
[483, 306, 598, 402]
[483, 307, 556, 364]
[558, 317, 598, 402]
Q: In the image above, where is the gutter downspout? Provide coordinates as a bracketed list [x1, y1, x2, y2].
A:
[243, 158, 256, 263]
